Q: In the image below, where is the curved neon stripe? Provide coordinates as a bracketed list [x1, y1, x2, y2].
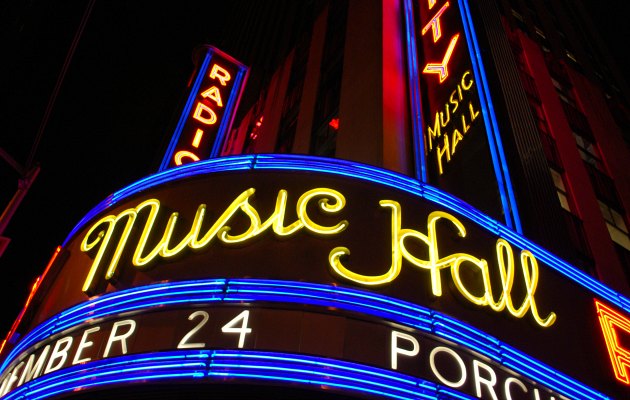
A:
[60, 154, 630, 319]
[0, 279, 609, 400]
[0, 350, 469, 400]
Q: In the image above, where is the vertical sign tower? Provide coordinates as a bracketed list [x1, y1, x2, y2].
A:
[405, 0, 521, 231]
[160, 46, 249, 171]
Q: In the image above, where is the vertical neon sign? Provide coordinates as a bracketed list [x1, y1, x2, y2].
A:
[404, 0, 521, 231]
[159, 46, 249, 171]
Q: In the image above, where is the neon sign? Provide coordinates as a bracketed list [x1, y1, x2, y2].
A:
[330, 204, 556, 327]
[406, 0, 521, 228]
[0, 302, 566, 400]
[5, 159, 628, 399]
[418, 0, 478, 175]
[159, 46, 248, 171]
[80, 187, 554, 327]
[595, 299, 630, 385]
[80, 188, 347, 295]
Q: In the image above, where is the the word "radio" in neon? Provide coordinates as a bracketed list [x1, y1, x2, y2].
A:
[80, 188, 555, 327]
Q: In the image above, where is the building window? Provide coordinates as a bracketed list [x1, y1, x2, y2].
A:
[510, 8, 528, 31]
[519, 70, 539, 100]
[584, 163, 620, 210]
[562, 210, 593, 272]
[599, 201, 630, 251]
[614, 243, 630, 284]
[550, 168, 572, 212]
[561, 102, 592, 140]
[573, 132, 606, 171]
[551, 77, 577, 107]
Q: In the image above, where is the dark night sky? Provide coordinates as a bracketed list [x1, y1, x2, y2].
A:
[0, 1, 241, 334]
[0, 0, 628, 337]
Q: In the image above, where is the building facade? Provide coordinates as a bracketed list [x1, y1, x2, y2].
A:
[1, 1, 630, 399]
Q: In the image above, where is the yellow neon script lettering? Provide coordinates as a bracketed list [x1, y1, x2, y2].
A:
[81, 188, 347, 295]
[329, 201, 556, 327]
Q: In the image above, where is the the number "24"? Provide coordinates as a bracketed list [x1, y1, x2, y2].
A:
[177, 310, 252, 349]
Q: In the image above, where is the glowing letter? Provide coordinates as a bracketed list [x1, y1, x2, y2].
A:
[178, 311, 210, 349]
[103, 319, 136, 357]
[473, 359, 499, 400]
[504, 377, 528, 400]
[0, 375, 8, 396]
[427, 112, 441, 150]
[400, 211, 466, 297]
[192, 128, 204, 148]
[451, 129, 463, 154]
[461, 70, 473, 90]
[72, 326, 101, 365]
[297, 188, 348, 236]
[436, 135, 450, 174]
[330, 200, 402, 285]
[429, 346, 467, 387]
[391, 331, 419, 370]
[174, 150, 200, 166]
[201, 86, 223, 107]
[209, 64, 231, 86]
[18, 345, 50, 386]
[595, 299, 630, 385]
[221, 310, 252, 348]
[1, 363, 23, 396]
[44, 337, 73, 374]
[81, 199, 159, 294]
[193, 102, 217, 125]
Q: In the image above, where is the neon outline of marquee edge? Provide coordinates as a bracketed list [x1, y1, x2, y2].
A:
[0, 279, 607, 400]
[158, 47, 249, 172]
[402, 0, 522, 232]
[0, 349, 470, 400]
[61, 154, 630, 315]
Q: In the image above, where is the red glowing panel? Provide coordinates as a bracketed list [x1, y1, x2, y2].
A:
[329, 118, 339, 130]
[422, 33, 459, 83]
[595, 299, 630, 385]
[421, 2, 450, 42]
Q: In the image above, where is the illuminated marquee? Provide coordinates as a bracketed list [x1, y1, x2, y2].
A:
[0, 302, 567, 400]
[79, 188, 554, 327]
[1, 156, 629, 399]
[159, 46, 248, 170]
[416, 0, 480, 175]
